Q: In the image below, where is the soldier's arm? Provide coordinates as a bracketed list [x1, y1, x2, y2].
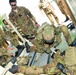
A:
[9, 13, 17, 26]
[54, 26, 62, 44]
[23, 7, 40, 27]
[60, 25, 72, 45]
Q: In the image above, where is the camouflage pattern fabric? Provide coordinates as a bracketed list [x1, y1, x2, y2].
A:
[17, 56, 29, 66]
[0, 25, 11, 65]
[60, 25, 72, 45]
[30, 22, 73, 54]
[0, 28, 6, 47]
[18, 65, 43, 75]
[65, 47, 76, 71]
[29, 22, 54, 53]
[4, 29, 19, 47]
[9, 32, 20, 47]
[42, 51, 64, 75]
[9, 6, 37, 36]
[37, 22, 54, 40]
[0, 47, 11, 66]
[30, 39, 45, 53]
[0, 47, 8, 56]
[30, 22, 72, 53]
[14, 22, 73, 75]
[2, 19, 20, 47]
[16, 51, 63, 75]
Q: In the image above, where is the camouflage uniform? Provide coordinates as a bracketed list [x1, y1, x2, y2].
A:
[64, 47, 76, 75]
[15, 23, 73, 75]
[0, 28, 11, 66]
[42, 50, 64, 75]
[3, 19, 20, 47]
[8, 32, 20, 47]
[16, 50, 64, 75]
[9, 6, 37, 37]
[0, 28, 6, 47]
[17, 47, 76, 75]
[30, 22, 72, 53]
[39, 0, 59, 24]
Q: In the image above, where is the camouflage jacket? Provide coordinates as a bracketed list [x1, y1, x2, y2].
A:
[0, 47, 11, 66]
[16, 51, 64, 75]
[9, 6, 37, 36]
[30, 25, 62, 53]
[30, 25, 72, 54]
[0, 28, 6, 47]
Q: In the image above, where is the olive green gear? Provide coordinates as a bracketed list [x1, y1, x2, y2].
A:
[65, 47, 76, 71]
[60, 25, 72, 45]
[17, 56, 29, 65]
[42, 25, 54, 41]
[37, 22, 50, 34]
[0, 29, 6, 47]
[37, 22, 54, 41]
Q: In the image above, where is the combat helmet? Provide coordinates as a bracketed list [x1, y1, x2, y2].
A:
[65, 47, 76, 71]
[37, 22, 55, 44]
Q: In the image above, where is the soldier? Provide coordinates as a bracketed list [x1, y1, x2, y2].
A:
[30, 22, 73, 53]
[39, 0, 59, 25]
[55, 0, 69, 22]
[3, 19, 20, 47]
[9, 0, 40, 40]
[3, 19, 13, 32]
[64, 47, 76, 75]
[16, 47, 76, 75]
[0, 27, 6, 48]
[15, 48, 64, 75]
[0, 28, 11, 66]
[14, 22, 74, 75]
